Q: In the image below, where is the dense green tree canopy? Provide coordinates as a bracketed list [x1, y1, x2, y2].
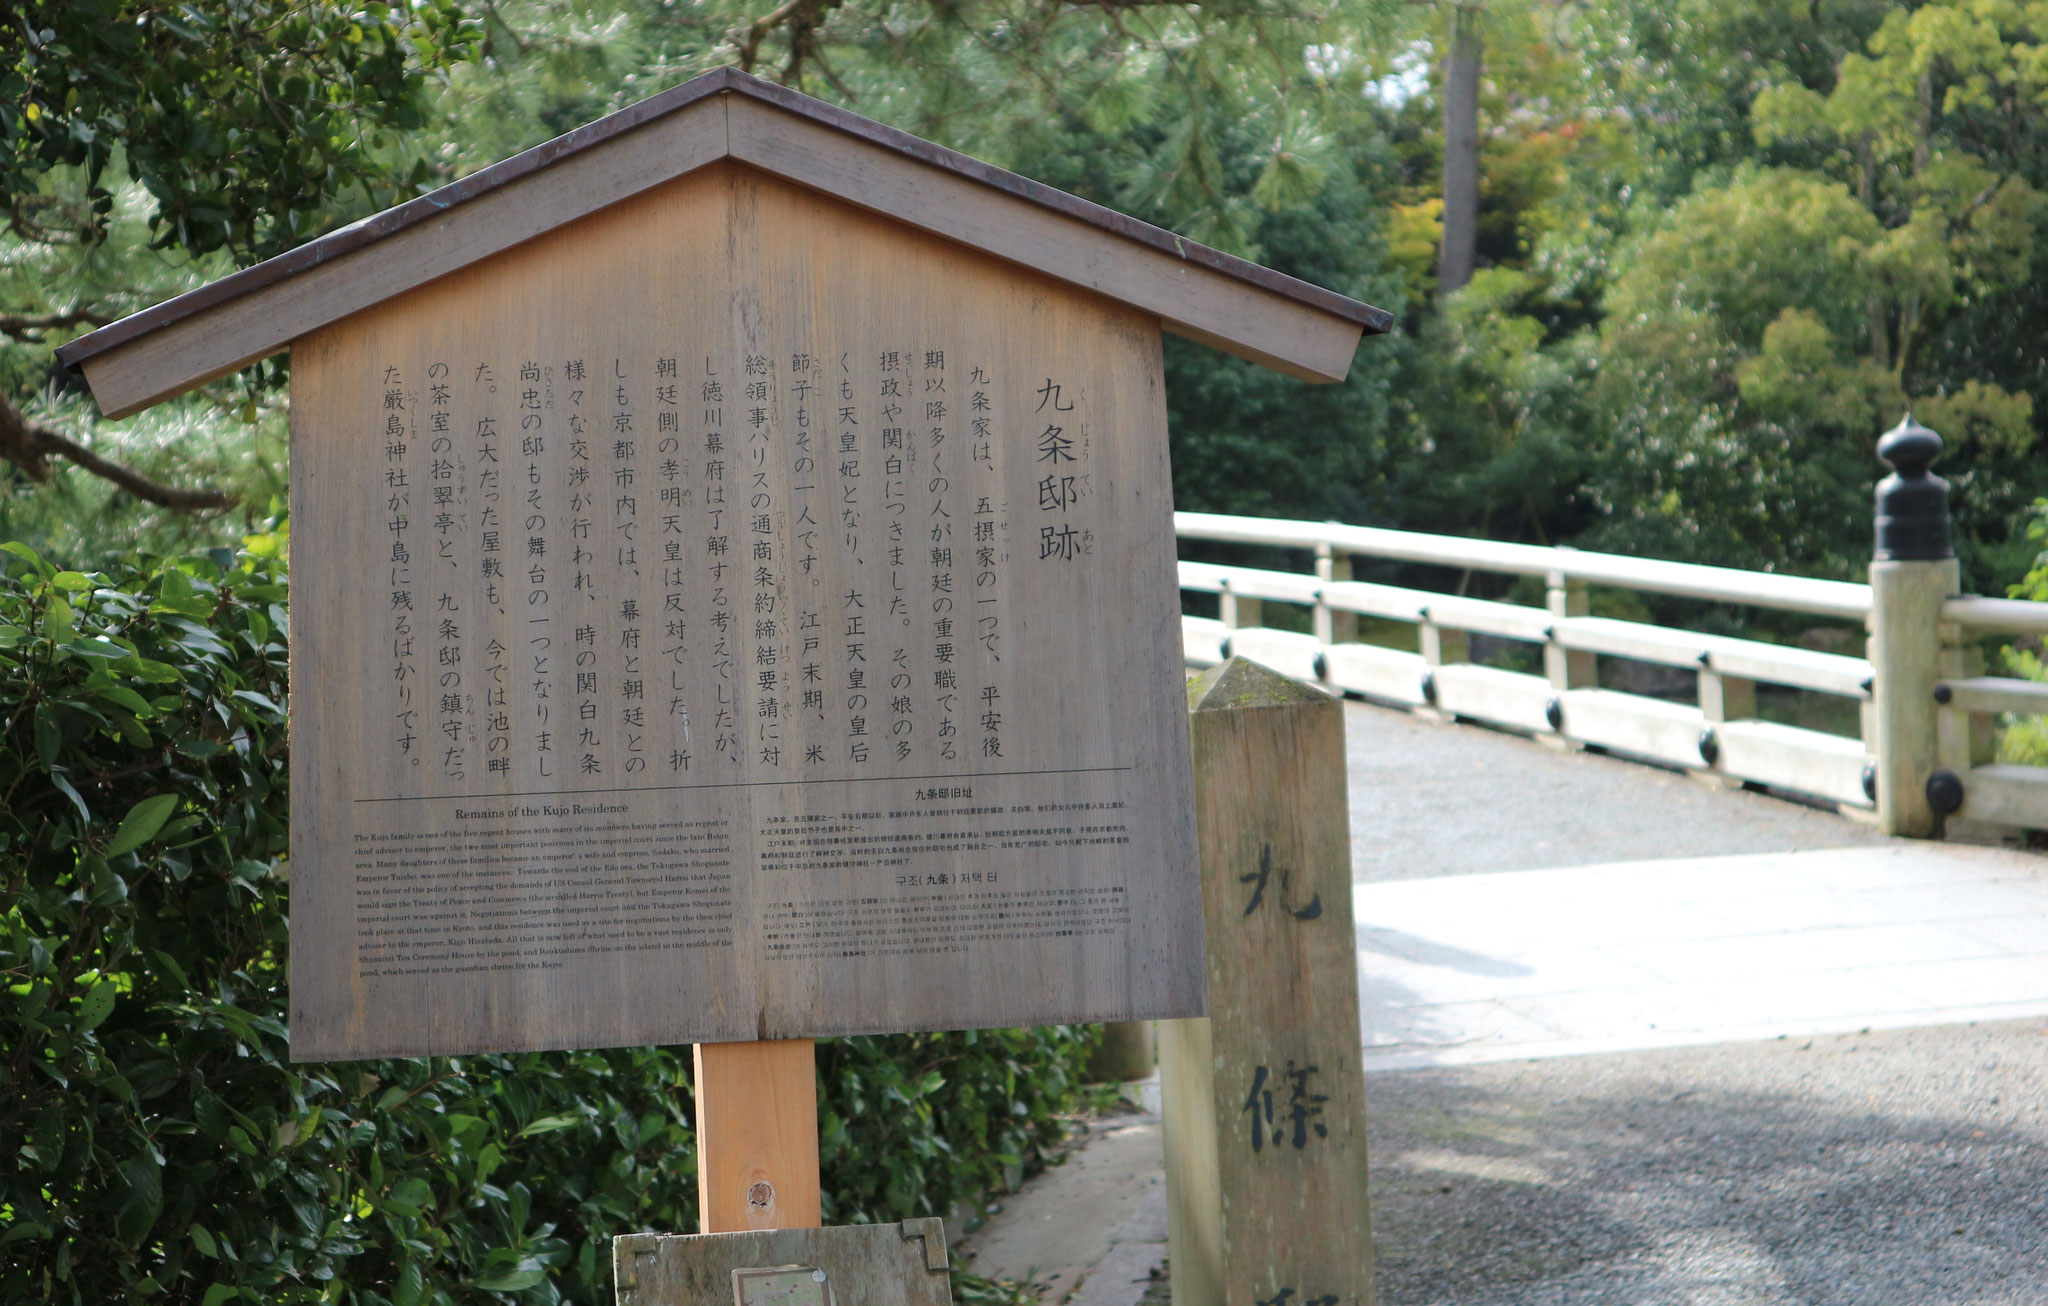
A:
[4, 0, 2047, 590]
[3, 0, 476, 260]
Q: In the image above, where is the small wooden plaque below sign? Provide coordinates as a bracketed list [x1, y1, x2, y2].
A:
[615, 1221, 950, 1306]
[731, 1266, 833, 1306]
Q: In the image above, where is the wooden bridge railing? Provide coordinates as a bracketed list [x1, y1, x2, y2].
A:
[1175, 416, 2048, 839]
[1929, 597, 2048, 832]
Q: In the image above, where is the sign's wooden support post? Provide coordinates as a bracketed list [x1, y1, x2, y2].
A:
[1087, 1020, 1156, 1083]
[695, 1040, 823, 1234]
[1161, 658, 1374, 1306]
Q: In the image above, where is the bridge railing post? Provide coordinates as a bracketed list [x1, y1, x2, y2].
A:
[1697, 668, 1757, 727]
[1543, 570, 1595, 739]
[1219, 582, 1262, 633]
[1417, 604, 1466, 721]
[1313, 540, 1355, 647]
[1869, 414, 1959, 837]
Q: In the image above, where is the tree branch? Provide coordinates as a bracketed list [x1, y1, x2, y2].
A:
[0, 309, 115, 341]
[729, 0, 809, 72]
[0, 393, 236, 510]
[1955, 171, 2013, 229]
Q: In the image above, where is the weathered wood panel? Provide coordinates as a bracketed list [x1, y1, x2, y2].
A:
[1938, 676, 2048, 717]
[1952, 763, 2048, 829]
[1715, 721, 1872, 808]
[1559, 688, 1705, 769]
[289, 162, 1202, 1059]
[1160, 658, 1374, 1306]
[1434, 663, 1555, 735]
[614, 1221, 950, 1306]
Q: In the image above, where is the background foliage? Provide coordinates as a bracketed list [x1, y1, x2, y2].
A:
[9, 0, 2048, 589]
[0, 538, 1098, 1305]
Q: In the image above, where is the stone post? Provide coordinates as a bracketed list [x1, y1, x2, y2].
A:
[1161, 658, 1373, 1306]
[1869, 414, 1958, 837]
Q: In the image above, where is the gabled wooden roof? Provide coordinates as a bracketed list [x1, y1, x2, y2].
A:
[58, 67, 1392, 419]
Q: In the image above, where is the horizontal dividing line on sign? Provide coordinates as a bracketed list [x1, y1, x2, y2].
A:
[350, 764, 1136, 805]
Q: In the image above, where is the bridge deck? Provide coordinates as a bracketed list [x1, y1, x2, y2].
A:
[1346, 702, 2048, 1070]
[1347, 700, 1886, 883]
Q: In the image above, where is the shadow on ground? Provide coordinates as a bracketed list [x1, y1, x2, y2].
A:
[1366, 1019, 2048, 1305]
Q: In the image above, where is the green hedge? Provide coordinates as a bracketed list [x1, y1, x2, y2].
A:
[0, 534, 1096, 1305]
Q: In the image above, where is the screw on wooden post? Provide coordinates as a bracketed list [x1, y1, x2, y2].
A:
[1160, 657, 1374, 1306]
[694, 1039, 822, 1233]
[1869, 413, 1958, 837]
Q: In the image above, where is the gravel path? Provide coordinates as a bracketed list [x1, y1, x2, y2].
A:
[1366, 1019, 2048, 1305]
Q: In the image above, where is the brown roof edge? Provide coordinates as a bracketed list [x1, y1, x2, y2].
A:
[730, 75, 1394, 335]
[58, 67, 1392, 372]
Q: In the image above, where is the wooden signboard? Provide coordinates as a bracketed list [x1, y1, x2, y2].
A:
[286, 161, 1201, 1057]
[55, 69, 1388, 1062]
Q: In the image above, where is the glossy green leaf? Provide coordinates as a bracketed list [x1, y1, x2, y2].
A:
[34, 704, 61, 771]
[48, 769, 91, 825]
[1, 541, 54, 579]
[467, 1266, 546, 1292]
[128, 658, 184, 684]
[106, 793, 180, 858]
[94, 684, 155, 716]
[42, 595, 74, 643]
[115, 1152, 164, 1245]
[76, 979, 118, 1031]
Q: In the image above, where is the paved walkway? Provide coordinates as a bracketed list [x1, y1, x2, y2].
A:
[957, 699, 2048, 1305]
[1359, 842, 2048, 1071]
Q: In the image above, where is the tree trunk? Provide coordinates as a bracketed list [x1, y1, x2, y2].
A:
[1857, 134, 1889, 368]
[1437, 3, 1483, 297]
